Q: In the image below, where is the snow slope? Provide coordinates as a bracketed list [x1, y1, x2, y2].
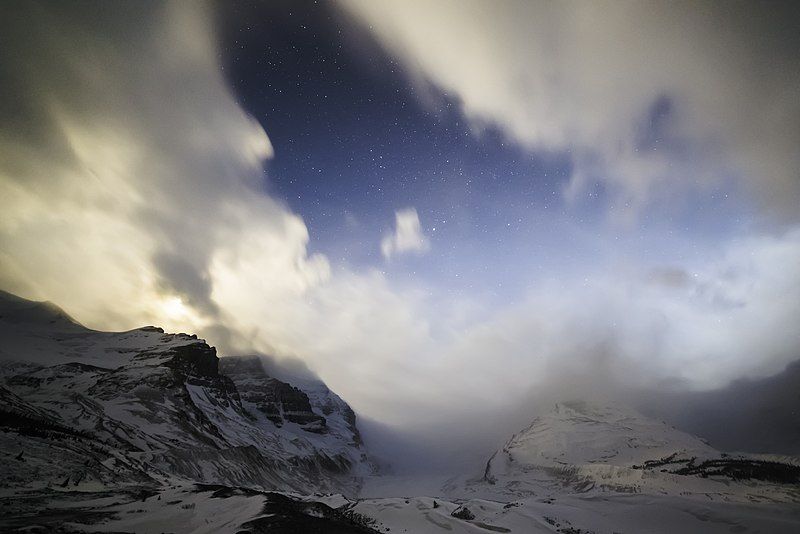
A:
[476, 401, 800, 503]
[492, 401, 716, 467]
[347, 492, 800, 534]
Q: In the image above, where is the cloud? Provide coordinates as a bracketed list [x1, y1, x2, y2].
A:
[645, 267, 692, 290]
[340, 0, 800, 221]
[381, 208, 431, 259]
[345, 226, 800, 431]
[1, 0, 798, 462]
[0, 1, 325, 338]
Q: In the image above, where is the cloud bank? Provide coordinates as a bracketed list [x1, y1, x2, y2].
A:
[341, 0, 800, 221]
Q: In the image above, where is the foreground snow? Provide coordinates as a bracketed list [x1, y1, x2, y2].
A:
[3, 481, 799, 534]
[351, 493, 800, 534]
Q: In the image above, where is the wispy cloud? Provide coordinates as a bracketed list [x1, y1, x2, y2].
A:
[341, 0, 800, 222]
[381, 208, 431, 259]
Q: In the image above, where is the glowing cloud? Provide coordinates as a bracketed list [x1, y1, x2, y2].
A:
[0, 2, 323, 338]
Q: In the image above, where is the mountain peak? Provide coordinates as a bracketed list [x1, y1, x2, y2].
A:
[500, 400, 715, 469]
[0, 290, 82, 329]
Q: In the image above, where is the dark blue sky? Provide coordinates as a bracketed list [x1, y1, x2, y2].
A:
[217, 1, 588, 290]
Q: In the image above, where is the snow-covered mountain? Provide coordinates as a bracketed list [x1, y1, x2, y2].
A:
[489, 401, 715, 468]
[476, 400, 800, 502]
[0, 290, 371, 498]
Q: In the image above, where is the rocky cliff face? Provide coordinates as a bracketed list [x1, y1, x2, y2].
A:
[219, 356, 327, 430]
[0, 291, 372, 496]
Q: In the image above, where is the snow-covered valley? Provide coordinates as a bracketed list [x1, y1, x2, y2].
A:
[2, 290, 799, 533]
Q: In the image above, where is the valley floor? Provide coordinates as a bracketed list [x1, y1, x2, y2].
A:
[3, 478, 800, 534]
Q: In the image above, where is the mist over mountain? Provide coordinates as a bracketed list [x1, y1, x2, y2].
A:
[358, 355, 800, 475]
[637, 361, 800, 455]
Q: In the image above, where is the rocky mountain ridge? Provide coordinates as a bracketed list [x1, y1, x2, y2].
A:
[0, 290, 372, 497]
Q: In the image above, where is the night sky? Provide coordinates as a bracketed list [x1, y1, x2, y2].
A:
[1, 0, 799, 431]
[218, 0, 583, 297]
[214, 0, 767, 299]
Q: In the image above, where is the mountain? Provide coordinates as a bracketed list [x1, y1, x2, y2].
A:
[477, 400, 800, 501]
[487, 401, 715, 469]
[218, 354, 369, 475]
[0, 291, 372, 502]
